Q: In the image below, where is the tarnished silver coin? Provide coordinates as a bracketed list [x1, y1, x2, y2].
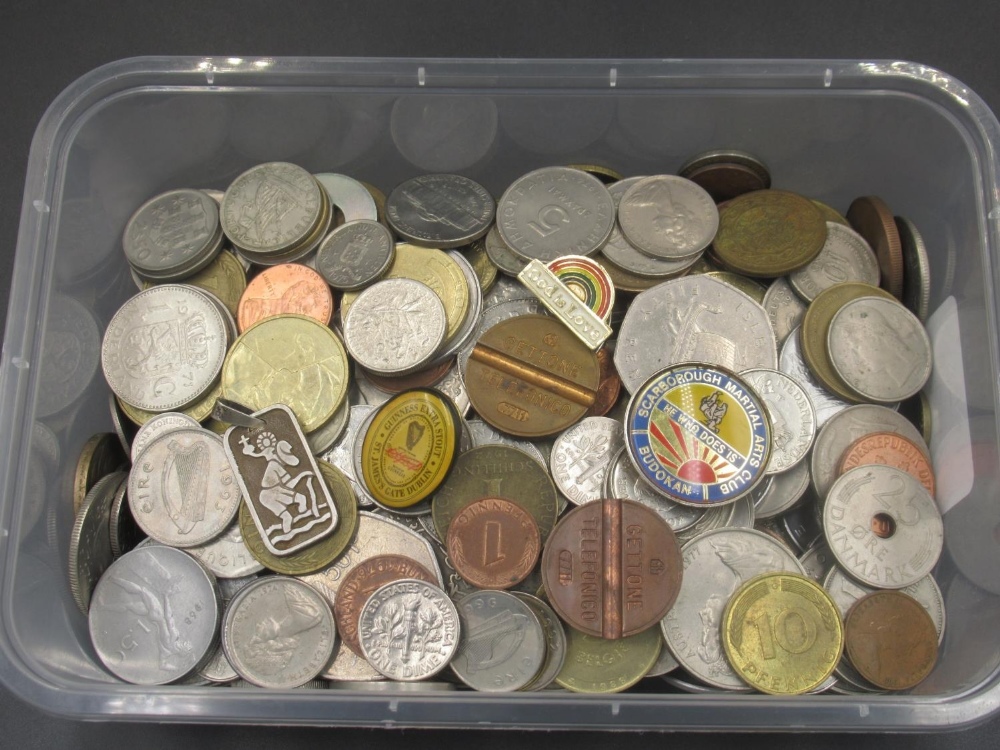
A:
[315, 172, 379, 223]
[222, 577, 335, 688]
[726, 491, 759, 529]
[451, 590, 545, 692]
[435, 365, 472, 417]
[102, 285, 228, 412]
[798, 540, 836, 582]
[646, 635, 680, 678]
[199, 574, 258, 684]
[130, 412, 201, 462]
[185, 520, 264, 579]
[827, 296, 932, 404]
[482, 275, 535, 307]
[779, 326, 851, 429]
[497, 166, 615, 262]
[386, 174, 495, 248]
[306, 398, 351, 456]
[359, 579, 460, 681]
[511, 592, 567, 691]
[752, 458, 811, 520]
[661, 528, 805, 690]
[603, 447, 705, 532]
[128, 429, 241, 548]
[741, 369, 816, 474]
[457, 297, 548, 377]
[109, 474, 144, 559]
[823, 465, 943, 589]
[549, 417, 623, 506]
[484, 223, 528, 276]
[810, 403, 928, 500]
[763, 277, 808, 348]
[615, 276, 777, 393]
[897, 216, 932, 323]
[319, 404, 374, 507]
[89, 545, 220, 685]
[69, 472, 126, 613]
[466, 419, 546, 466]
[123, 188, 222, 281]
[618, 175, 718, 260]
[315, 220, 395, 292]
[343, 278, 447, 376]
[788, 223, 879, 302]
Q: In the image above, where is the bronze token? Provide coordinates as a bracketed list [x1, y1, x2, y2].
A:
[540, 498, 683, 639]
[333, 554, 437, 656]
[847, 196, 904, 300]
[73, 433, 128, 514]
[844, 591, 938, 690]
[236, 263, 333, 332]
[465, 314, 600, 438]
[446, 496, 541, 590]
[838, 431, 936, 496]
[684, 162, 769, 203]
[584, 345, 622, 418]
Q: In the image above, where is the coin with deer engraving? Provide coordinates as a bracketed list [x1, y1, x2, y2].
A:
[550, 417, 624, 506]
[386, 174, 495, 248]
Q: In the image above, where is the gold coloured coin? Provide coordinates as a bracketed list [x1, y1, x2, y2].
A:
[722, 572, 843, 695]
[705, 271, 767, 305]
[220, 314, 348, 432]
[461, 237, 498, 295]
[812, 200, 850, 227]
[555, 626, 662, 694]
[567, 163, 624, 184]
[73, 433, 127, 514]
[144, 249, 247, 317]
[117, 380, 222, 427]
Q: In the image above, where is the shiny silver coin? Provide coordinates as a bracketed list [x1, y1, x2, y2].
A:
[359, 579, 460, 681]
[675, 502, 736, 545]
[788, 223, 879, 302]
[779, 326, 851, 429]
[725, 491, 759, 530]
[809, 403, 928, 500]
[109, 474, 144, 559]
[184, 520, 264, 579]
[897, 216, 932, 322]
[603, 447, 705, 532]
[823, 465, 943, 589]
[315, 220, 395, 292]
[306, 398, 351, 456]
[315, 172, 379, 222]
[123, 189, 222, 281]
[615, 276, 777, 393]
[763, 277, 807, 349]
[466, 419, 546, 466]
[350, 406, 383, 507]
[89, 545, 220, 685]
[482, 274, 535, 307]
[222, 577, 335, 689]
[344, 279, 447, 376]
[319, 404, 374, 507]
[618, 175, 718, 260]
[827, 296, 932, 403]
[752, 459, 811, 520]
[645, 634, 680, 678]
[798, 540, 836, 582]
[69, 472, 126, 613]
[484, 223, 527, 276]
[102, 285, 228, 412]
[510, 592, 568, 691]
[130, 412, 201, 463]
[457, 297, 549, 377]
[497, 166, 615, 262]
[741, 369, 816, 473]
[549, 417, 623, 506]
[435, 365, 471, 417]
[386, 174, 495, 248]
[661, 528, 805, 690]
[451, 590, 546, 692]
[128, 429, 241, 548]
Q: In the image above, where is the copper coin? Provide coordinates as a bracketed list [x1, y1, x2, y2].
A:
[333, 554, 438, 656]
[584, 345, 622, 418]
[465, 314, 600, 438]
[683, 162, 769, 203]
[845, 591, 938, 690]
[847, 196, 904, 300]
[363, 359, 453, 394]
[838, 431, 936, 497]
[446, 496, 541, 590]
[236, 262, 333, 331]
[541, 498, 683, 639]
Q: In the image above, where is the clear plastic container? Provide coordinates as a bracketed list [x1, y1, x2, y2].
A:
[2, 56, 1000, 730]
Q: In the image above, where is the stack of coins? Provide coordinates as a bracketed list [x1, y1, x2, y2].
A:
[72, 154, 943, 695]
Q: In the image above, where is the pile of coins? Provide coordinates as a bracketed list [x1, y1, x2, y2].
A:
[73, 154, 943, 695]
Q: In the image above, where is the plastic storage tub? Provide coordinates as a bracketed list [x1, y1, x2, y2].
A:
[2, 57, 1000, 731]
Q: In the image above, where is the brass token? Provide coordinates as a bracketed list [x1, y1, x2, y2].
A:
[461, 236, 498, 295]
[359, 388, 460, 509]
[238, 462, 359, 575]
[847, 196, 904, 300]
[812, 200, 850, 227]
[800, 283, 895, 403]
[73, 433, 127, 514]
[704, 271, 768, 305]
[713, 190, 827, 277]
[142, 249, 247, 317]
[117, 379, 222, 427]
[721, 572, 843, 695]
[554, 626, 662, 694]
[340, 243, 469, 342]
[465, 314, 600, 438]
[220, 314, 348, 432]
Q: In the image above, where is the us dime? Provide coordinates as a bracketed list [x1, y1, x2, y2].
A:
[763, 277, 807, 348]
[123, 189, 222, 281]
[549, 417, 623, 505]
[315, 220, 394, 291]
[603, 447, 705, 531]
[788, 223, 879, 302]
[779, 326, 850, 429]
[741, 369, 816, 473]
[184, 520, 264, 578]
[618, 175, 718, 260]
[130, 412, 201, 462]
[386, 174, 494, 248]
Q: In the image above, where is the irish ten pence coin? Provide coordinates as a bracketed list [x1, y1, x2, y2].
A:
[838, 431, 935, 496]
[386, 173, 495, 248]
[130, 411, 201, 463]
[618, 175, 718, 260]
[123, 188, 222, 281]
[541, 498, 683, 639]
[788, 223, 879, 303]
[740, 369, 816, 474]
[236, 263, 333, 332]
[555, 625, 662, 694]
[315, 220, 395, 292]
[446, 497, 541, 590]
[550, 416, 624, 506]
[847, 196, 905, 300]
[69, 472, 126, 613]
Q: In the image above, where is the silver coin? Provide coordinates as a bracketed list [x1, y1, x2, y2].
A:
[782, 502, 824, 553]
[661, 528, 805, 690]
[69, 472, 125, 613]
[752, 459, 811, 520]
[89, 545, 220, 685]
[451, 590, 545, 692]
[200, 189, 225, 205]
[549, 417, 623, 506]
[675, 503, 736, 546]
[326, 680, 457, 691]
[319, 404, 374, 507]
[198, 642, 239, 684]
[315, 172, 379, 223]
[101, 285, 228, 412]
[344, 278, 447, 376]
[38, 294, 101, 418]
[217, 573, 260, 603]
[108, 391, 135, 455]
[484, 223, 528, 276]
[109, 473, 144, 559]
[222, 577, 335, 688]
[823, 465, 943, 589]
[130, 412, 201, 463]
[603, 447, 705, 532]
[466, 419, 546, 466]
[645, 634, 680, 678]
[457, 297, 549, 377]
[661, 671, 743, 694]
[511, 593, 568, 691]
[725, 491, 759, 529]
[128, 429, 241, 548]
[358, 579, 460, 681]
[184, 520, 264, 579]
[615, 276, 777, 393]
[315, 220, 395, 292]
[497, 166, 615, 262]
[809, 403, 928, 500]
[386, 174, 495, 248]
[779, 326, 850, 429]
[827, 296, 932, 403]
[435, 364, 472, 417]
[306, 398, 351, 456]
[482, 275, 535, 307]
[352, 365, 393, 408]
[798, 540, 836, 582]
[788, 223, 879, 302]
[897, 216, 932, 323]
[741, 369, 816, 474]
[123, 189, 222, 280]
[195, 287, 238, 346]
[762, 277, 807, 349]
[618, 175, 718, 260]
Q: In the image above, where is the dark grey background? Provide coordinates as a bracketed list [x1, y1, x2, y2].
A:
[1, 0, 997, 746]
